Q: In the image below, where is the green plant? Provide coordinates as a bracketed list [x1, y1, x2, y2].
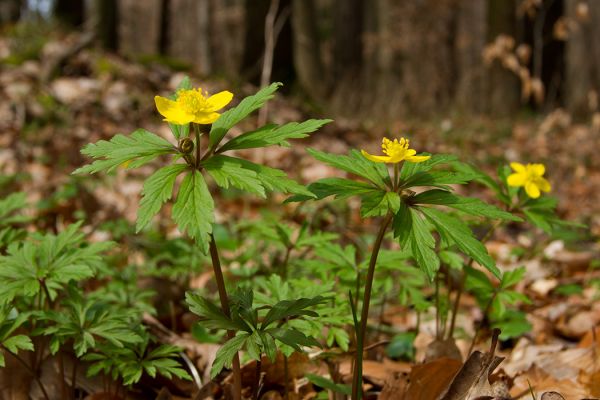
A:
[187, 286, 326, 399]
[75, 78, 331, 399]
[292, 142, 518, 399]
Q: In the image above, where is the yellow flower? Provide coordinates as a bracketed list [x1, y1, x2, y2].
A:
[154, 88, 233, 125]
[507, 162, 551, 198]
[361, 137, 431, 164]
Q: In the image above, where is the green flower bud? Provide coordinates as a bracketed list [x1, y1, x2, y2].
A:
[179, 138, 194, 154]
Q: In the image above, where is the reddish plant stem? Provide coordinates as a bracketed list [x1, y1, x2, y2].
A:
[351, 213, 393, 400]
[209, 234, 242, 400]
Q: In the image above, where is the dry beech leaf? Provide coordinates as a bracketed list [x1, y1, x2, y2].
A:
[442, 331, 504, 400]
[402, 357, 463, 400]
[510, 366, 589, 399]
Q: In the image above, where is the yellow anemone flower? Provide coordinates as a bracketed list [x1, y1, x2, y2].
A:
[154, 88, 233, 125]
[361, 137, 431, 164]
[507, 162, 551, 198]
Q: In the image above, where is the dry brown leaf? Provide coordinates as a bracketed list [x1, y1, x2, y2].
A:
[510, 366, 589, 399]
[425, 338, 463, 363]
[578, 369, 600, 397]
[402, 358, 462, 400]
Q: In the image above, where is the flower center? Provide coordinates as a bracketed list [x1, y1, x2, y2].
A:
[382, 138, 409, 158]
[177, 89, 209, 114]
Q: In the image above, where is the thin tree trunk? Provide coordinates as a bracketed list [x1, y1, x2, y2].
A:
[291, 0, 325, 98]
[486, 0, 520, 116]
[167, 0, 211, 75]
[117, 0, 162, 57]
[565, 0, 600, 118]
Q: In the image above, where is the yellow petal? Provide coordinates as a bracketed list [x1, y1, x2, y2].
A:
[530, 163, 545, 176]
[405, 154, 431, 163]
[155, 96, 194, 124]
[361, 150, 391, 163]
[405, 149, 417, 157]
[537, 177, 551, 192]
[192, 112, 221, 124]
[155, 96, 177, 117]
[206, 91, 233, 111]
[525, 182, 541, 198]
[510, 162, 526, 173]
[507, 172, 526, 187]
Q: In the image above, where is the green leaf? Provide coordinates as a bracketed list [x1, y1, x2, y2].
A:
[211, 333, 249, 378]
[172, 171, 214, 253]
[210, 82, 282, 149]
[420, 207, 500, 279]
[268, 327, 321, 351]
[307, 148, 389, 189]
[411, 189, 521, 221]
[261, 296, 327, 329]
[208, 156, 313, 197]
[219, 119, 332, 152]
[393, 204, 439, 279]
[74, 129, 175, 175]
[185, 292, 250, 331]
[0, 193, 27, 223]
[136, 164, 188, 232]
[202, 155, 265, 197]
[360, 191, 399, 218]
[286, 178, 378, 203]
[400, 154, 457, 180]
[501, 267, 526, 289]
[259, 331, 277, 362]
[2, 334, 33, 354]
[306, 373, 352, 395]
[401, 170, 478, 189]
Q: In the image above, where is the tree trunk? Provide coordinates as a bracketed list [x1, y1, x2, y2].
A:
[565, 0, 600, 118]
[84, 0, 118, 50]
[209, 0, 246, 77]
[117, 0, 162, 57]
[486, 0, 520, 116]
[0, 0, 21, 24]
[454, 0, 487, 114]
[291, 0, 325, 98]
[54, 0, 84, 26]
[168, 0, 212, 75]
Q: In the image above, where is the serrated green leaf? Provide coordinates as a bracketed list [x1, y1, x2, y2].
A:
[261, 296, 327, 329]
[306, 373, 352, 395]
[268, 327, 321, 350]
[208, 156, 313, 197]
[286, 178, 378, 203]
[172, 171, 214, 253]
[136, 164, 188, 232]
[211, 333, 249, 378]
[210, 82, 282, 149]
[393, 204, 439, 279]
[2, 334, 33, 354]
[360, 191, 399, 218]
[401, 170, 478, 189]
[411, 189, 521, 221]
[74, 129, 175, 175]
[307, 148, 389, 189]
[202, 155, 265, 197]
[259, 331, 277, 362]
[185, 292, 250, 331]
[400, 154, 457, 180]
[219, 119, 332, 152]
[420, 207, 500, 278]
[0, 193, 27, 223]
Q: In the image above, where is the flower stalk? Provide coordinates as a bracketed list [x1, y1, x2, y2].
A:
[351, 212, 393, 400]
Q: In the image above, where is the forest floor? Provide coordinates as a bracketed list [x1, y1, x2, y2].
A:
[1, 31, 600, 399]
